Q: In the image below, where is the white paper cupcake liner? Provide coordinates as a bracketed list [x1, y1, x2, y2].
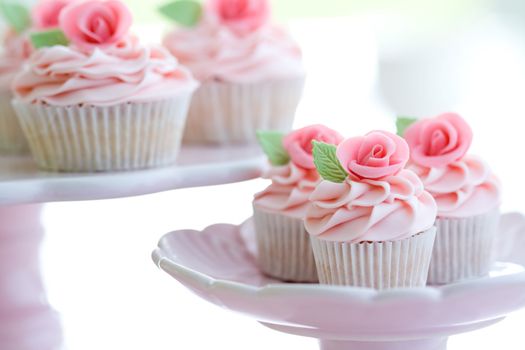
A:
[310, 227, 437, 289]
[0, 91, 28, 154]
[427, 209, 500, 285]
[12, 96, 192, 172]
[184, 77, 305, 144]
[253, 205, 318, 283]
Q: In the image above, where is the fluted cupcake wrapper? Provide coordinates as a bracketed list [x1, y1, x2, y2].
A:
[183, 77, 305, 144]
[253, 205, 318, 283]
[0, 91, 28, 154]
[12, 96, 192, 172]
[310, 227, 437, 289]
[427, 209, 500, 285]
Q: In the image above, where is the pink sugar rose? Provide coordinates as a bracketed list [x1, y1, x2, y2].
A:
[283, 124, 343, 170]
[209, 0, 270, 34]
[336, 131, 410, 180]
[404, 113, 473, 168]
[59, 0, 132, 51]
[32, 0, 72, 29]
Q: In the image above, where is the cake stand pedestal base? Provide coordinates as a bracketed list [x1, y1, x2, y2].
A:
[319, 338, 447, 350]
[0, 204, 62, 350]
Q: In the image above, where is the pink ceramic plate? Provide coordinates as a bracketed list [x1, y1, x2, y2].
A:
[152, 213, 525, 350]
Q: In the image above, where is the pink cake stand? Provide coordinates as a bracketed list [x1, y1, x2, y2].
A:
[0, 145, 265, 350]
[152, 213, 525, 350]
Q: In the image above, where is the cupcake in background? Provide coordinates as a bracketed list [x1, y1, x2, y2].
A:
[0, 29, 31, 154]
[161, 0, 305, 144]
[12, 0, 198, 172]
[402, 113, 501, 284]
[0, 1, 74, 154]
[305, 131, 437, 289]
[253, 125, 343, 282]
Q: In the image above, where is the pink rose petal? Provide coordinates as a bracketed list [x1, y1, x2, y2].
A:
[208, 0, 270, 35]
[337, 131, 409, 180]
[59, 0, 132, 51]
[283, 124, 343, 170]
[32, 0, 72, 29]
[404, 112, 473, 168]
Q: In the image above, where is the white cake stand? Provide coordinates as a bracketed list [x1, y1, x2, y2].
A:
[0, 145, 265, 350]
[0, 145, 264, 204]
[152, 213, 525, 350]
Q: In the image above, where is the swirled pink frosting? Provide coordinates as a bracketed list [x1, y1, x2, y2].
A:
[305, 170, 437, 243]
[12, 36, 198, 106]
[253, 162, 320, 218]
[0, 31, 32, 89]
[410, 155, 501, 218]
[163, 15, 304, 83]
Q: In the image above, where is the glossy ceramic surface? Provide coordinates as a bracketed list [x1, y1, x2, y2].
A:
[0, 145, 264, 205]
[153, 213, 525, 350]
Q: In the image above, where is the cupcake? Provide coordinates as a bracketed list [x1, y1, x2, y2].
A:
[253, 125, 343, 282]
[161, 0, 305, 144]
[0, 1, 37, 154]
[0, 1, 76, 154]
[305, 131, 437, 289]
[0, 30, 31, 154]
[403, 113, 501, 284]
[11, 0, 198, 172]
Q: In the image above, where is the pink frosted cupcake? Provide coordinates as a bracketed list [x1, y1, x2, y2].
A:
[0, 1, 75, 154]
[403, 113, 501, 284]
[253, 125, 343, 282]
[161, 0, 305, 144]
[11, 0, 198, 172]
[305, 131, 437, 289]
[0, 30, 31, 154]
[0, 2, 37, 153]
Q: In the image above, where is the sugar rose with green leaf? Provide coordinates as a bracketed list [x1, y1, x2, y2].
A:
[257, 125, 343, 169]
[313, 131, 410, 183]
[160, 0, 270, 34]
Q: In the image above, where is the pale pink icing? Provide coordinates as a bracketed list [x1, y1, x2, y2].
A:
[163, 14, 304, 83]
[253, 162, 320, 219]
[305, 170, 437, 243]
[12, 36, 198, 106]
[410, 155, 501, 218]
[0, 32, 32, 89]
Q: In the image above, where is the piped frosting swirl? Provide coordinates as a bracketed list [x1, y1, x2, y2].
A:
[12, 36, 198, 106]
[305, 170, 437, 243]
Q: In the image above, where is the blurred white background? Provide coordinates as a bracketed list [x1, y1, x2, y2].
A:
[3, 0, 525, 348]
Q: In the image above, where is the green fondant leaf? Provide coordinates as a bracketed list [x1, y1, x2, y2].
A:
[159, 0, 202, 27]
[396, 116, 418, 137]
[312, 141, 348, 183]
[256, 130, 290, 166]
[0, 1, 31, 34]
[30, 29, 69, 49]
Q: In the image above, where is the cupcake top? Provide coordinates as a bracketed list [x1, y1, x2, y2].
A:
[12, 0, 198, 106]
[305, 131, 437, 243]
[161, 0, 304, 83]
[253, 125, 343, 219]
[0, 1, 80, 88]
[402, 113, 501, 218]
